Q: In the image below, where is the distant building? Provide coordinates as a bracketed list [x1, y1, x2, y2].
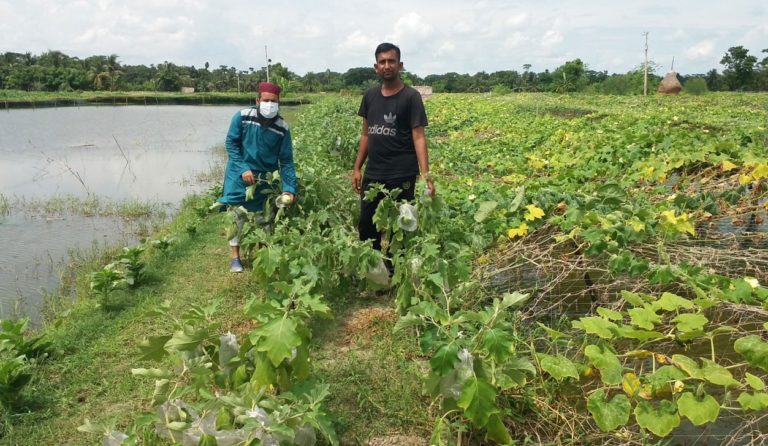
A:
[413, 85, 432, 99]
[181, 87, 195, 94]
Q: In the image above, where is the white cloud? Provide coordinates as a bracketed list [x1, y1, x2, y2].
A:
[506, 13, 528, 28]
[685, 40, 715, 59]
[389, 12, 434, 43]
[435, 41, 456, 57]
[504, 32, 532, 49]
[541, 29, 563, 48]
[337, 30, 377, 54]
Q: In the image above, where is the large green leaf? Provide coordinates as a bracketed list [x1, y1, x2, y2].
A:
[575, 317, 618, 339]
[672, 354, 704, 380]
[737, 392, 768, 411]
[615, 325, 664, 341]
[251, 316, 302, 367]
[130, 368, 173, 379]
[672, 313, 708, 333]
[734, 336, 768, 372]
[537, 353, 579, 381]
[482, 328, 515, 363]
[596, 307, 623, 321]
[699, 358, 740, 388]
[745, 372, 766, 391]
[677, 392, 720, 426]
[500, 291, 529, 309]
[474, 201, 498, 223]
[457, 377, 498, 427]
[587, 389, 630, 432]
[430, 343, 460, 374]
[430, 416, 451, 446]
[138, 335, 172, 361]
[627, 306, 661, 330]
[652, 292, 694, 312]
[496, 357, 536, 389]
[648, 366, 686, 393]
[484, 413, 512, 444]
[584, 344, 623, 385]
[165, 326, 209, 352]
[620, 290, 647, 307]
[634, 400, 680, 437]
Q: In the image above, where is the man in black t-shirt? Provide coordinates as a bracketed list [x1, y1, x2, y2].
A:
[352, 42, 435, 253]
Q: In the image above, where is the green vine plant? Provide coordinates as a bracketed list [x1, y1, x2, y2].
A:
[82, 298, 338, 445]
[534, 289, 768, 438]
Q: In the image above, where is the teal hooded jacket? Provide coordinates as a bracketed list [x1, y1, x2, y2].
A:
[217, 107, 297, 212]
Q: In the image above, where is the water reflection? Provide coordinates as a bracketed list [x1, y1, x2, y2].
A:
[0, 105, 237, 322]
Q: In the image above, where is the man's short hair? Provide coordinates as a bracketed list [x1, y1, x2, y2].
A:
[375, 42, 401, 62]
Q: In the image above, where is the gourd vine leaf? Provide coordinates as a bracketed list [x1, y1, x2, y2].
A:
[634, 400, 680, 437]
[457, 377, 499, 427]
[575, 316, 618, 339]
[596, 307, 623, 321]
[652, 292, 694, 312]
[537, 353, 579, 382]
[737, 392, 768, 411]
[627, 306, 661, 330]
[584, 344, 623, 385]
[672, 313, 709, 333]
[745, 373, 766, 391]
[587, 389, 630, 432]
[672, 354, 705, 380]
[734, 336, 768, 372]
[699, 358, 740, 388]
[677, 392, 720, 426]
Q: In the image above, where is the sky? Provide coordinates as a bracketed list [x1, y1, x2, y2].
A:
[1, 0, 767, 77]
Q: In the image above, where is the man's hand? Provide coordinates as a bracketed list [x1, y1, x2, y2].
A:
[241, 170, 256, 185]
[352, 169, 362, 194]
[422, 173, 436, 197]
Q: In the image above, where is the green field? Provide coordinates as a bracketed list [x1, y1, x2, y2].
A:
[3, 92, 768, 445]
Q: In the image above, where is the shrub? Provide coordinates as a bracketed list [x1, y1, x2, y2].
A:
[684, 77, 709, 95]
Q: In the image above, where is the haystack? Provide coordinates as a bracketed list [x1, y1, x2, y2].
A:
[658, 71, 682, 95]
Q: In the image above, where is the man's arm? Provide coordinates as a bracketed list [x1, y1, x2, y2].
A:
[225, 112, 256, 185]
[412, 126, 435, 196]
[352, 118, 369, 193]
[278, 130, 297, 199]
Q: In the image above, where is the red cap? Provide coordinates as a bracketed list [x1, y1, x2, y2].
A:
[258, 82, 281, 96]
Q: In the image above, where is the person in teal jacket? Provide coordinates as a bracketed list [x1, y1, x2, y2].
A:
[217, 81, 297, 272]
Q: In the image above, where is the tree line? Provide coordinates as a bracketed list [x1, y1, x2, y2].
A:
[1, 46, 766, 95]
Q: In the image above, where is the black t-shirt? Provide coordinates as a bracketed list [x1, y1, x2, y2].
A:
[358, 85, 428, 180]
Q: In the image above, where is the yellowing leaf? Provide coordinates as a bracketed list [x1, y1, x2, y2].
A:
[628, 218, 646, 232]
[638, 384, 654, 400]
[466, 178, 474, 187]
[643, 166, 655, 179]
[660, 210, 678, 225]
[753, 164, 768, 179]
[524, 204, 545, 221]
[739, 174, 753, 185]
[622, 372, 641, 397]
[507, 223, 529, 239]
[721, 160, 738, 172]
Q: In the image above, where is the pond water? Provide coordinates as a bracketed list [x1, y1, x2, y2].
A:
[0, 105, 239, 322]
